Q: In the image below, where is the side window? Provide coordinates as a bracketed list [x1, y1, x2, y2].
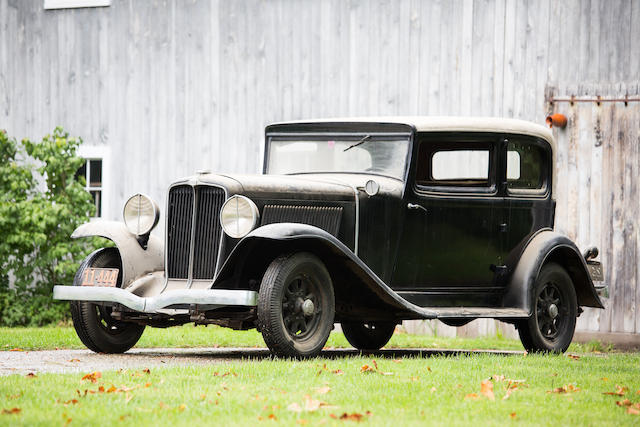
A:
[506, 139, 547, 193]
[76, 159, 103, 217]
[415, 140, 494, 191]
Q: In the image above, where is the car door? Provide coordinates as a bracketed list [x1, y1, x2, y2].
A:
[391, 132, 504, 306]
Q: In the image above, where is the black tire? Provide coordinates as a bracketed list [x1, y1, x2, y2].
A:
[516, 263, 577, 353]
[257, 252, 335, 358]
[342, 322, 396, 351]
[70, 248, 145, 354]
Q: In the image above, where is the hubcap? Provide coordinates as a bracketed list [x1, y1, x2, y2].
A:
[536, 282, 565, 340]
[281, 275, 321, 339]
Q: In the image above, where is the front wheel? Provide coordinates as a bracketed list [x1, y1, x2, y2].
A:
[70, 248, 145, 353]
[516, 263, 577, 353]
[342, 322, 396, 351]
[257, 252, 335, 358]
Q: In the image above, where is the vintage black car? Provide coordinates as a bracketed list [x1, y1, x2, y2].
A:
[54, 117, 605, 357]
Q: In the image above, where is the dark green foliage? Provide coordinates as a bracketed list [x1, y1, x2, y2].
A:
[0, 128, 104, 326]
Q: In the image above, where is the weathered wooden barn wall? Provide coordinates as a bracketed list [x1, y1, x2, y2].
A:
[0, 0, 638, 337]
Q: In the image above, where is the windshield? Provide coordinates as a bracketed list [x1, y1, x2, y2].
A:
[266, 135, 411, 180]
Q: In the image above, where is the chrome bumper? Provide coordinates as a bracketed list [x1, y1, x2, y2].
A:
[53, 285, 258, 314]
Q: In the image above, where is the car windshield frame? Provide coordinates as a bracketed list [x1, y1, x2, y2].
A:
[263, 132, 413, 181]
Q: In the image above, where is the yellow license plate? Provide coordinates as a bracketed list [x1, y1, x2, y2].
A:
[81, 268, 119, 287]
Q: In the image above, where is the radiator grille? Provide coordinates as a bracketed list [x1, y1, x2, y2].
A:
[192, 186, 226, 279]
[166, 185, 194, 279]
[261, 205, 343, 236]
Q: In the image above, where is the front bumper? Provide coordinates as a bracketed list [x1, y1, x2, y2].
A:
[53, 285, 258, 314]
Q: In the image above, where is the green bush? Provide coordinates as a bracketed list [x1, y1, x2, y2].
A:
[0, 128, 103, 326]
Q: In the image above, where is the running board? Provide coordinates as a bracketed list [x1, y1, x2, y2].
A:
[433, 307, 529, 319]
[53, 285, 258, 314]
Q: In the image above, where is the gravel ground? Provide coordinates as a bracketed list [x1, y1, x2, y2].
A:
[0, 347, 525, 376]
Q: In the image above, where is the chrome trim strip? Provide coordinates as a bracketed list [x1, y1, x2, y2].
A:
[186, 186, 199, 288]
[53, 285, 258, 313]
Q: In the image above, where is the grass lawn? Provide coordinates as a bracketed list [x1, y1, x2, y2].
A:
[1, 352, 639, 425]
[0, 324, 612, 353]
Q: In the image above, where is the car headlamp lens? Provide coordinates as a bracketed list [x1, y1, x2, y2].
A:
[123, 194, 160, 236]
[220, 195, 259, 239]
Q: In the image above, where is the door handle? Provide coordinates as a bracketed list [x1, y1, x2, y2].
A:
[407, 203, 428, 213]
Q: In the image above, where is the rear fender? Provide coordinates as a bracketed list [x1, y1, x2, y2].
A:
[72, 221, 163, 288]
[504, 230, 604, 315]
[215, 223, 437, 321]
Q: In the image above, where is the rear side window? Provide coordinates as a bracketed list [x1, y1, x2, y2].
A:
[506, 139, 547, 193]
[416, 140, 494, 191]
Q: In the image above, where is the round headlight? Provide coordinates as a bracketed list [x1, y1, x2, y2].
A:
[123, 194, 160, 236]
[220, 195, 259, 239]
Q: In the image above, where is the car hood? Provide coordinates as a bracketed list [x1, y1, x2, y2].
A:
[171, 173, 404, 201]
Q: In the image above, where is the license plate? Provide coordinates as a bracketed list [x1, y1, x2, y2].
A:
[81, 268, 119, 287]
[586, 261, 604, 282]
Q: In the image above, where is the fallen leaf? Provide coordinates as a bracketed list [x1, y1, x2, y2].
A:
[119, 415, 129, 421]
[392, 359, 402, 364]
[142, 368, 151, 375]
[567, 354, 580, 360]
[339, 412, 365, 421]
[360, 364, 376, 374]
[628, 407, 640, 415]
[603, 385, 628, 396]
[25, 373, 37, 378]
[410, 376, 419, 382]
[601, 377, 608, 381]
[616, 399, 633, 407]
[426, 366, 432, 372]
[493, 375, 505, 382]
[304, 396, 323, 412]
[178, 404, 187, 412]
[1, 407, 21, 415]
[81, 372, 102, 383]
[286, 402, 302, 413]
[465, 393, 480, 400]
[69, 359, 80, 363]
[548, 384, 580, 394]
[296, 420, 308, 425]
[510, 412, 517, 419]
[9, 348, 23, 352]
[98, 386, 105, 393]
[106, 386, 117, 393]
[315, 386, 331, 395]
[268, 413, 277, 420]
[332, 369, 344, 376]
[481, 380, 495, 400]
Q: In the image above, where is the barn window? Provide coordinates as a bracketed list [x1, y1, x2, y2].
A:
[75, 159, 103, 217]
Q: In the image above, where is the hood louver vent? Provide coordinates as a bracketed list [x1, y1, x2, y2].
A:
[261, 205, 343, 236]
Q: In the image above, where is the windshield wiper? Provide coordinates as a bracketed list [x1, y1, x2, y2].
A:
[342, 135, 371, 152]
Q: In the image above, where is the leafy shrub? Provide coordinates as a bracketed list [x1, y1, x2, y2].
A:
[0, 128, 104, 326]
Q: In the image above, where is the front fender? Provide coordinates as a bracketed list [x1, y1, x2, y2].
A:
[504, 230, 604, 316]
[215, 223, 437, 320]
[72, 221, 163, 288]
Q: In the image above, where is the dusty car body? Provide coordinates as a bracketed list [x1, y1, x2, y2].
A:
[54, 117, 605, 357]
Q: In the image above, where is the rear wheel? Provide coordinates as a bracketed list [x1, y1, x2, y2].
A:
[342, 322, 396, 351]
[516, 263, 577, 353]
[70, 248, 145, 353]
[257, 252, 335, 358]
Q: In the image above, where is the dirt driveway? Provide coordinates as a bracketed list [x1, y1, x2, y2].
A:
[0, 347, 524, 376]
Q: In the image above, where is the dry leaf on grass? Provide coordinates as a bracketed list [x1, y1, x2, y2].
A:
[603, 385, 628, 396]
[360, 360, 393, 375]
[566, 354, 580, 360]
[9, 348, 23, 352]
[616, 399, 633, 407]
[69, 359, 80, 363]
[315, 386, 331, 395]
[330, 411, 371, 422]
[465, 393, 480, 400]
[627, 407, 640, 415]
[547, 384, 580, 394]
[480, 380, 495, 400]
[510, 412, 517, 419]
[1, 407, 21, 415]
[81, 372, 102, 383]
[25, 372, 37, 378]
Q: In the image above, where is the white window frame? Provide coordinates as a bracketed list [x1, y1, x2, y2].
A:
[44, 0, 111, 10]
[77, 145, 111, 221]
